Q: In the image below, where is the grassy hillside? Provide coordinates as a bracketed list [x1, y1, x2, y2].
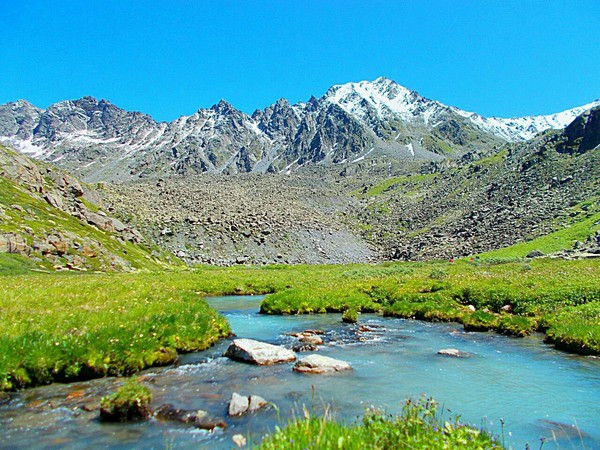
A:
[481, 199, 600, 258]
[0, 144, 180, 272]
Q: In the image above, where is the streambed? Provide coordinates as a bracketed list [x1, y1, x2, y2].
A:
[1, 295, 599, 449]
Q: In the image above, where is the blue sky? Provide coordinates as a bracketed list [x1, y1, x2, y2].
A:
[1, 1, 599, 122]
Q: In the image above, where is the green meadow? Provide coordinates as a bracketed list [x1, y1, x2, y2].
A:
[1, 257, 599, 391]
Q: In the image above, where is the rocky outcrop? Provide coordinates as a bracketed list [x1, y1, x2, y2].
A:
[0, 144, 159, 271]
[0, 233, 28, 254]
[293, 355, 352, 374]
[224, 339, 296, 365]
[557, 106, 600, 154]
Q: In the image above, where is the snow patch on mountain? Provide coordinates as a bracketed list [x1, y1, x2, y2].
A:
[454, 99, 600, 141]
[324, 77, 600, 142]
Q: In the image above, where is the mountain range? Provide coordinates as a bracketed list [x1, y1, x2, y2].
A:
[1, 77, 598, 182]
[0, 77, 599, 267]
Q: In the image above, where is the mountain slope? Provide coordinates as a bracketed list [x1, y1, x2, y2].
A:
[0, 144, 179, 272]
[97, 107, 600, 265]
[351, 106, 600, 260]
[1, 78, 597, 182]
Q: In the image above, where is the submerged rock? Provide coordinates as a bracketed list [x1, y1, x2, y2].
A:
[293, 343, 319, 352]
[224, 338, 296, 365]
[293, 355, 352, 374]
[437, 348, 470, 358]
[154, 403, 226, 430]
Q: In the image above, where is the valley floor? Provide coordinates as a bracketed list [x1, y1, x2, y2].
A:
[1, 257, 599, 392]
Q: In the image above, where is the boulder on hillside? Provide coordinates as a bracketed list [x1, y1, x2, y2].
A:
[0, 233, 28, 254]
[293, 354, 352, 374]
[526, 249, 544, 258]
[224, 338, 296, 365]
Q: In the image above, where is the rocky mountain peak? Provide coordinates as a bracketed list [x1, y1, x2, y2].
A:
[0, 100, 44, 140]
[211, 99, 238, 115]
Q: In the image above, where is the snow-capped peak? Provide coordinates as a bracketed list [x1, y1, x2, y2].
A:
[324, 77, 600, 142]
[324, 77, 427, 121]
[453, 99, 600, 141]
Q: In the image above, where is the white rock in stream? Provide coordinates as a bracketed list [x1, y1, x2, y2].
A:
[224, 338, 296, 365]
[228, 392, 249, 416]
[228, 393, 269, 417]
[248, 395, 268, 412]
[293, 354, 352, 374]
[437, 348, 469, 358]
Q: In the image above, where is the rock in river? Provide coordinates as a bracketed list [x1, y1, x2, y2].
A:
[154, 403, 226, 430]
[228, 392, 250, 417]
[224, 338, 296, 365]
[293, 354, 352, 374]
[228, 393, 269, 417]
[299, 334, 324, 345]
[437, 348, 470, 358]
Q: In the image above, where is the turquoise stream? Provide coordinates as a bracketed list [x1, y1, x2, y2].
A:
[1, 295, 599, 449]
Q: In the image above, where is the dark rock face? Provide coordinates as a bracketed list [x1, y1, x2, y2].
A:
[557, 107, 600, 154]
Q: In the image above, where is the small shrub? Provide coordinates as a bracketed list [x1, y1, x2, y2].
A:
[428, 268, 447, 280]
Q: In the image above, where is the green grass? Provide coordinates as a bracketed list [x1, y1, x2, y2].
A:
[481, 210, 600, 259]
[257, 259, 600, 354]
[0, 175, 175, 273]
[356, 173, 438, 199]
[0, 271, 231, 390]
[2, 258, 599, 391]
[256, 397, 502, 449]
[0, 253, 41, 275]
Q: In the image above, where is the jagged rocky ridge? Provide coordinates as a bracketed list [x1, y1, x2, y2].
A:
[1, 77, 598, 183]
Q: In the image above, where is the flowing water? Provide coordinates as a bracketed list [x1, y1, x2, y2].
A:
[1, 295, 599, 449]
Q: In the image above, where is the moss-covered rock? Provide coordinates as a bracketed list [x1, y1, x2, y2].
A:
[342, 308, 359, 324]
[100, 378, 152, 422]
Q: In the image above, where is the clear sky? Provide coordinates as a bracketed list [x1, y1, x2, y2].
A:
[1, 1, 599, 122]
